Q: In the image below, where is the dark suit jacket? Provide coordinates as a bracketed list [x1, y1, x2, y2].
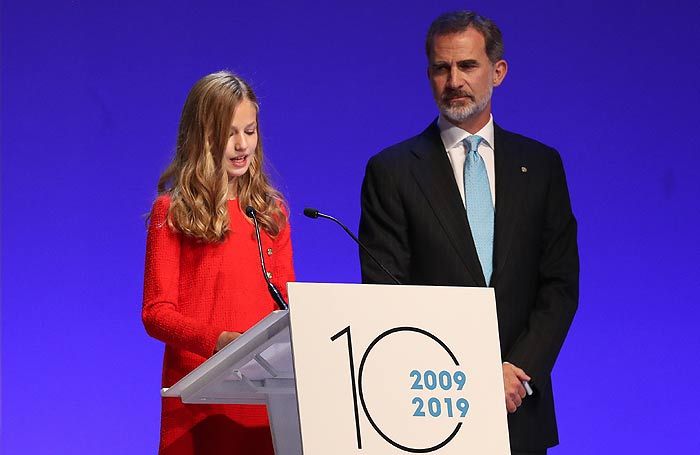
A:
[359, 121, 579, 451]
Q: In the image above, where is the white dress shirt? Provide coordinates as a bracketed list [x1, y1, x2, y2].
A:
[438, 114, 496, 207]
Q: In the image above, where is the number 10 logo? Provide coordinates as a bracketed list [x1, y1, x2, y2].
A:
[331, 326, 470, 453]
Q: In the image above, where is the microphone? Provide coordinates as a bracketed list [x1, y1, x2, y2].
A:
[245, 206, 289, 310]
[303, 207, 401, 285]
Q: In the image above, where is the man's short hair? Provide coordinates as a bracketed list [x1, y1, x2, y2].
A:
[425, 11, 504, 63]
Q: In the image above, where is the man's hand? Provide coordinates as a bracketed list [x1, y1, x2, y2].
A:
[215, 331, 242, 353]
[503, 363, 531, 413]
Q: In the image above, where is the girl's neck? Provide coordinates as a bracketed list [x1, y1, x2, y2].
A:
[227, 181, 237, 200]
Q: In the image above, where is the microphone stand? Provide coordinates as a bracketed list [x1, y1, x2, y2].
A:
[303, 207, 401, 285]
[245, 206, 289, 310]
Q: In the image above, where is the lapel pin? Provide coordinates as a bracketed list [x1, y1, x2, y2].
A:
[521, 166, 528, 173]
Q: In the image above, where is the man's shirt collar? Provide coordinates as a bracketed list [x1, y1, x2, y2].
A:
[438, 113, 495, 151]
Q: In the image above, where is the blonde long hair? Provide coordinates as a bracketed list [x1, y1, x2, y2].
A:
[157, 71, 287, 242]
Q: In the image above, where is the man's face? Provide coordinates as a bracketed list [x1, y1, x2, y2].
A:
[428, 27, 506, 125]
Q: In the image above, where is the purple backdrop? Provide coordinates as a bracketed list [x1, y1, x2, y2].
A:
[2, 0, 699, 453]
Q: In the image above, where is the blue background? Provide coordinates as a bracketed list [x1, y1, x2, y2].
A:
[2, 0, 699, 453]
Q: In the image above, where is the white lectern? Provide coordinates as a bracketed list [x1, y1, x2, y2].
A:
[161, 283, 509, 455]
[161, 310, 301, 455]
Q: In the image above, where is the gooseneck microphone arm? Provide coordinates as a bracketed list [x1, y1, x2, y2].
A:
[245, 206, 289, 310]
[303, 207, 402, 285]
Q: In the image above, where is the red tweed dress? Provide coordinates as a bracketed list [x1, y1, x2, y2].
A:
[142, 195, 295, 455]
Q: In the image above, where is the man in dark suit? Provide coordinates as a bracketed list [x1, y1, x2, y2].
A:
[359, 11, 579, 455]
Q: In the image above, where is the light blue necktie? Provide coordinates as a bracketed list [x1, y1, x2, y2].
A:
[463, 135, 494, 285]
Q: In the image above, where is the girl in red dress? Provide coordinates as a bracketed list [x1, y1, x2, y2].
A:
[142, 71, 295, 455]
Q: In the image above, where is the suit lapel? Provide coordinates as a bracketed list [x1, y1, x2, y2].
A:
[493, 124, 527, 281]
[410, 122, 486, 286]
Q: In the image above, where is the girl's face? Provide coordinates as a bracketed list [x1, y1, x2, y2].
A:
[223, 99, 258, 182]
